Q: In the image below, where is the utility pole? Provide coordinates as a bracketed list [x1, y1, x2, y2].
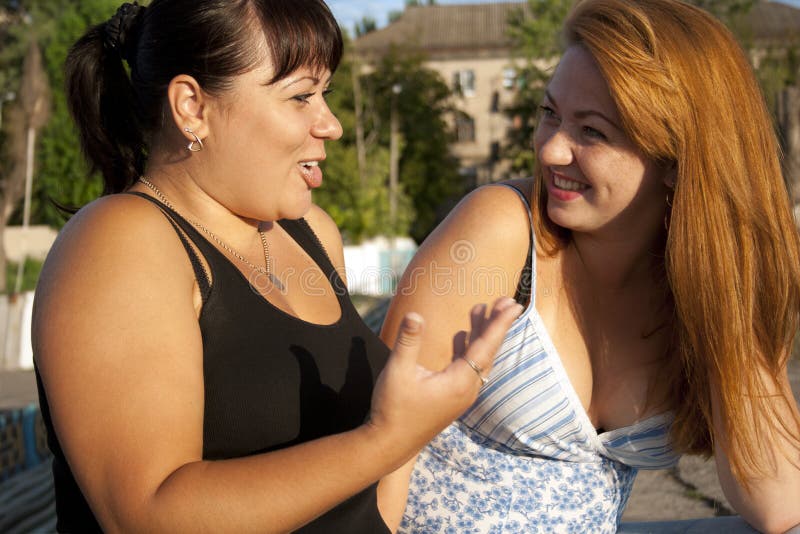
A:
[352, 56, 367, 189]
[14, 41, 49, 294]
[389, 83, 402, 282]
[389, 84, 402, 232]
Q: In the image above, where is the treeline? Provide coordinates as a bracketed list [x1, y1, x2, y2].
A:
[0, 0, 463, 249]
[0, 0, 798, 255]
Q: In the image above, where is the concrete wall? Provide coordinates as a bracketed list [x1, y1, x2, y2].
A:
[0, 291, 35, 371]
[0, 226, 54, 371]
[4, 226, 57, 263]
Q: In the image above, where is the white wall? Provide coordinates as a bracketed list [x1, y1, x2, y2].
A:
[4, 225, 58, 263]
[343, 236, 417, 296]
[0, 291, 34, 370]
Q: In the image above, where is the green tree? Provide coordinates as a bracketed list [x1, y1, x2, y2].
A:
[319, 40, 460, 244]
[2, 1, 459, 247]
[1, 0, 119, 234]
[757, 45, 800, 115]
[31, 0, 119, 227]
[0, 1, 52, 292]
[361, 46, 462, 243]
[355, 16, 377, 38]
[314, 41, 400, 243]
[503, 0, 573, 177]
[690, 0, 754, 24]
[503, 0, 800, 178]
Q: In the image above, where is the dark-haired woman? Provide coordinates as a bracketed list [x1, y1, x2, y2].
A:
[32, 1, 523, 532]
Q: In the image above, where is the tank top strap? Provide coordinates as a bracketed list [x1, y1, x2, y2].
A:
[491, 183, 535, 306]
[125, 192, 212, 301]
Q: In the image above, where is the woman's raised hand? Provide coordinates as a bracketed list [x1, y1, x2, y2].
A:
[367, 297, 522, 466]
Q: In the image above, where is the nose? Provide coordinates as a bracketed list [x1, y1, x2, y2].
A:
[312, 102, 343, 141]
[535, 127, 574, 168]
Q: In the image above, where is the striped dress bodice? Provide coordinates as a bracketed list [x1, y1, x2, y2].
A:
[399, 184, 679, 533]
[460, 289, 677, 469]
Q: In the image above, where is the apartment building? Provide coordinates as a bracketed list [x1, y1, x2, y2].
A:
[355, 2, 530, 186]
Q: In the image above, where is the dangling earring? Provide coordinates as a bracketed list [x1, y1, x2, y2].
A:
[184, 127, 204, 152]
[664, 191, 673, 232]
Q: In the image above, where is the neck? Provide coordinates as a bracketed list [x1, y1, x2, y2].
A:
[136, 172, 275, 265]
[568, 229, 665, 293]
[140, 167, 268, 233]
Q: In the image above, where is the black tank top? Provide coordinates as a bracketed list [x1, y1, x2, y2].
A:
[36, 193, 391, 532]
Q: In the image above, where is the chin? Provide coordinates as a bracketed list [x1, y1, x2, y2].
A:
[279, 198, 314, 221]
[547, 203, 578, 230]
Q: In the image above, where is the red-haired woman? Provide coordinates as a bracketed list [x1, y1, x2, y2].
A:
[381, 1, 800, 532]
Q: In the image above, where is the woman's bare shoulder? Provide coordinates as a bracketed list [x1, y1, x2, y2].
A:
[51, 193, 180, 254]
[425, 182, 533, 257]
[35, 194, 198, 319]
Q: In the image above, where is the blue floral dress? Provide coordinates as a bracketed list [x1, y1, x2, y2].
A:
[399, 185, 679, 534]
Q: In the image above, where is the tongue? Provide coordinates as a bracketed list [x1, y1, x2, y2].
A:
[302, 165, 323, 189]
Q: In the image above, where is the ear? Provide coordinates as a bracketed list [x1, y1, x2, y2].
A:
[663, 164, 677, 190]
[166, 74, 210, 143]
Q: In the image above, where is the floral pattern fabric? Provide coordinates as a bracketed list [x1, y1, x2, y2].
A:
[400, 422, 637, 534]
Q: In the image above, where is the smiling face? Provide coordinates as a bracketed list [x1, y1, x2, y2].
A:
[203, 60, 342, 221]
[533, 45, 671, 237]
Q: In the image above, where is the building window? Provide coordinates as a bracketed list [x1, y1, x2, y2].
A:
[502, 68, 516, 90]
[452, 69, 476, 97]
[490, 141, 500, 162]
[454, 112, 475, 143]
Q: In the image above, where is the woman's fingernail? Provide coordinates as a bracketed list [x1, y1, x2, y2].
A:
[404, 312, 423, 331]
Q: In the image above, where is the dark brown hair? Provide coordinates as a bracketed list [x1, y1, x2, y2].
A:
[65, 0, 343, 194]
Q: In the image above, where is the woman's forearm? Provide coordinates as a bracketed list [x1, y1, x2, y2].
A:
[714, 369, 800, 534]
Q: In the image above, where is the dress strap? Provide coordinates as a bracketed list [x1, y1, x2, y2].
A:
[491, 183, 535, 306]
[124, 192, 212, 302]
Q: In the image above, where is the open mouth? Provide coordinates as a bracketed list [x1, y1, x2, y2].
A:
[300, 161, 319, 177]
[553, 175, 589, 191]
[298, 160, 323, 189]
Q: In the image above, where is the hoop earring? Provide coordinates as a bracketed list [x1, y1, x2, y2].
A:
[184, 127, 204, 152]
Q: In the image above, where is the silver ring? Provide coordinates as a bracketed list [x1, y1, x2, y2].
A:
[464, 357, 488, 386]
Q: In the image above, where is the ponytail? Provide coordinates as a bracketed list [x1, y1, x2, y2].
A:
[65, 3, 145, 195]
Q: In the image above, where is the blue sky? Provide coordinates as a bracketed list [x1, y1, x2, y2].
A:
[327, 0, 800, 34]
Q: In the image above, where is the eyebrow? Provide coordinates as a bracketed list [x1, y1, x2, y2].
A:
[544, 89, 622, 131]
[281, 75, 332, 89]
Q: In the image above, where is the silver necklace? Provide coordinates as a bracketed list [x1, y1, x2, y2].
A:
[138, 177, 273, 277]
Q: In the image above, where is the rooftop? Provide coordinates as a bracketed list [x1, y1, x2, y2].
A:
[354, 0, 800, 56]
[354, 2, 529, 57]
[748, 1, 800, 43]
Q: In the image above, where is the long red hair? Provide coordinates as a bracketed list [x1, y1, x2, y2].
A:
[532, 0, 800, 482]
